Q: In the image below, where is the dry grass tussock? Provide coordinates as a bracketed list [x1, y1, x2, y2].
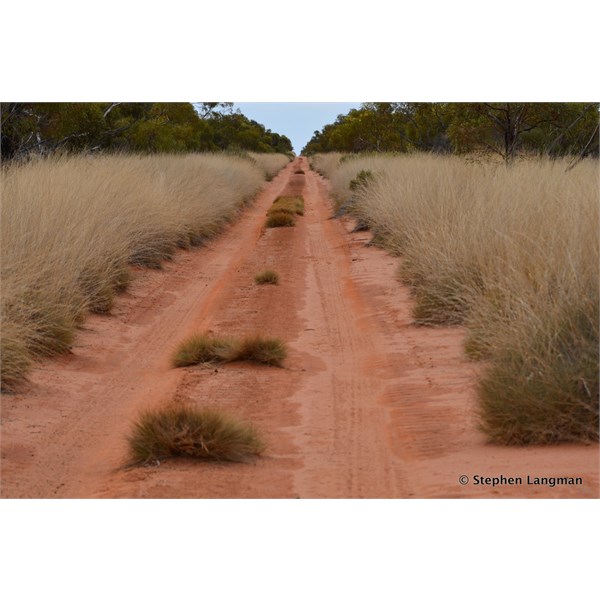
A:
[128, 405, 266, 464]
[255, 269, 279, 285]
[172, 332, 287, 367]
[322, 152, 599, 444]
[266, 211, 295, 228]
[271, 195, 304, 216]
[248, 152, 291, 180]
[1, 153, 270, 391]
[265, 195, 304, 228]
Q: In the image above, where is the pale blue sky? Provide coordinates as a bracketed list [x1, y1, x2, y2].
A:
[234, 102, 361, 154]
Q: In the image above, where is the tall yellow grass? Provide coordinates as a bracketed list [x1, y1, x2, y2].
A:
[309, 152, 343, 178]
[248, 153, 291, 179]
[1, 153, 276, 390]
[318, 152, 599, 444]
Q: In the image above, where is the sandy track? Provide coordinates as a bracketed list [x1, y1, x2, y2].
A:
[2, 158, 598, 498]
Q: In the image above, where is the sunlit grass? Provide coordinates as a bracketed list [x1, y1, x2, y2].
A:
[319, 152, 599, 444]
[1, 153, 268, 390]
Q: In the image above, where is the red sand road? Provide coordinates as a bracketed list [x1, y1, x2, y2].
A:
[1, 158, 598, 498]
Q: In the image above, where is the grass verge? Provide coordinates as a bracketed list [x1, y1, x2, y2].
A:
[317, 152, 599, 444]
[1, 153, 271, 390]
[128, 406, 266, 464]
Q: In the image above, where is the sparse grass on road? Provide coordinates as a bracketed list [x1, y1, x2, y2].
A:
[128, 406, 266, 464]
[265, 195, 304, 228]
[266, 211, 296, 227]
[235, 334, 287, 366]
[172, 332, 287, 367]
[271, 195, 304, 216]
[255, 270, 279, 285]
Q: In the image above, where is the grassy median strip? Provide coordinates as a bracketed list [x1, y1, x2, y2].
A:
[128, 406, 266, 464]
[172, 332, 287, 367]
[271, 195, 304, 216]
[265, 195, 304, 228]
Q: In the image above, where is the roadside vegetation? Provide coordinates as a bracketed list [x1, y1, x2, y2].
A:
[2, 102, 294, 159]
[248, 153, 290, 180]
[314, 152, 599, 445]
[128, 406, 266, 464]
[303, 103, 598, 163]
[172, 332, 287, 368]
[1, 152, 288, 391]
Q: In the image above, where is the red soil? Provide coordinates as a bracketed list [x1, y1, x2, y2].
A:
[2, 158, 598, 498]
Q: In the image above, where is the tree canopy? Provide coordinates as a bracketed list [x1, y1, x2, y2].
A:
[302, 102, 599, 161]
[1, 102, 293, 160]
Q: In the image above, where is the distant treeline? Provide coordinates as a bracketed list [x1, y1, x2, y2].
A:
[303, 103, 599, 162]
[1, 102, 293, 160]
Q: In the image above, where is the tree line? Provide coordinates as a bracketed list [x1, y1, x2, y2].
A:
[302, 103, 599, 162]
[1, 102, 293, 160]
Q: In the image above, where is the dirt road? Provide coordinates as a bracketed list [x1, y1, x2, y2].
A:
[2, 158, 598, 498]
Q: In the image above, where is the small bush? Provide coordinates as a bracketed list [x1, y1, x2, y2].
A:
[271, 195, 304, 216]
[128, 406, 266, 464]
[236, 334, 287, 366]
[266, 210, 295, 228]
[172, 333, 238, 367]
[172, 332, 287, 367]
[265, 195, 304, 227]
[349, 169, 375, 191]
[255, 270, 279, 285]
[477, 300, 599, 444]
